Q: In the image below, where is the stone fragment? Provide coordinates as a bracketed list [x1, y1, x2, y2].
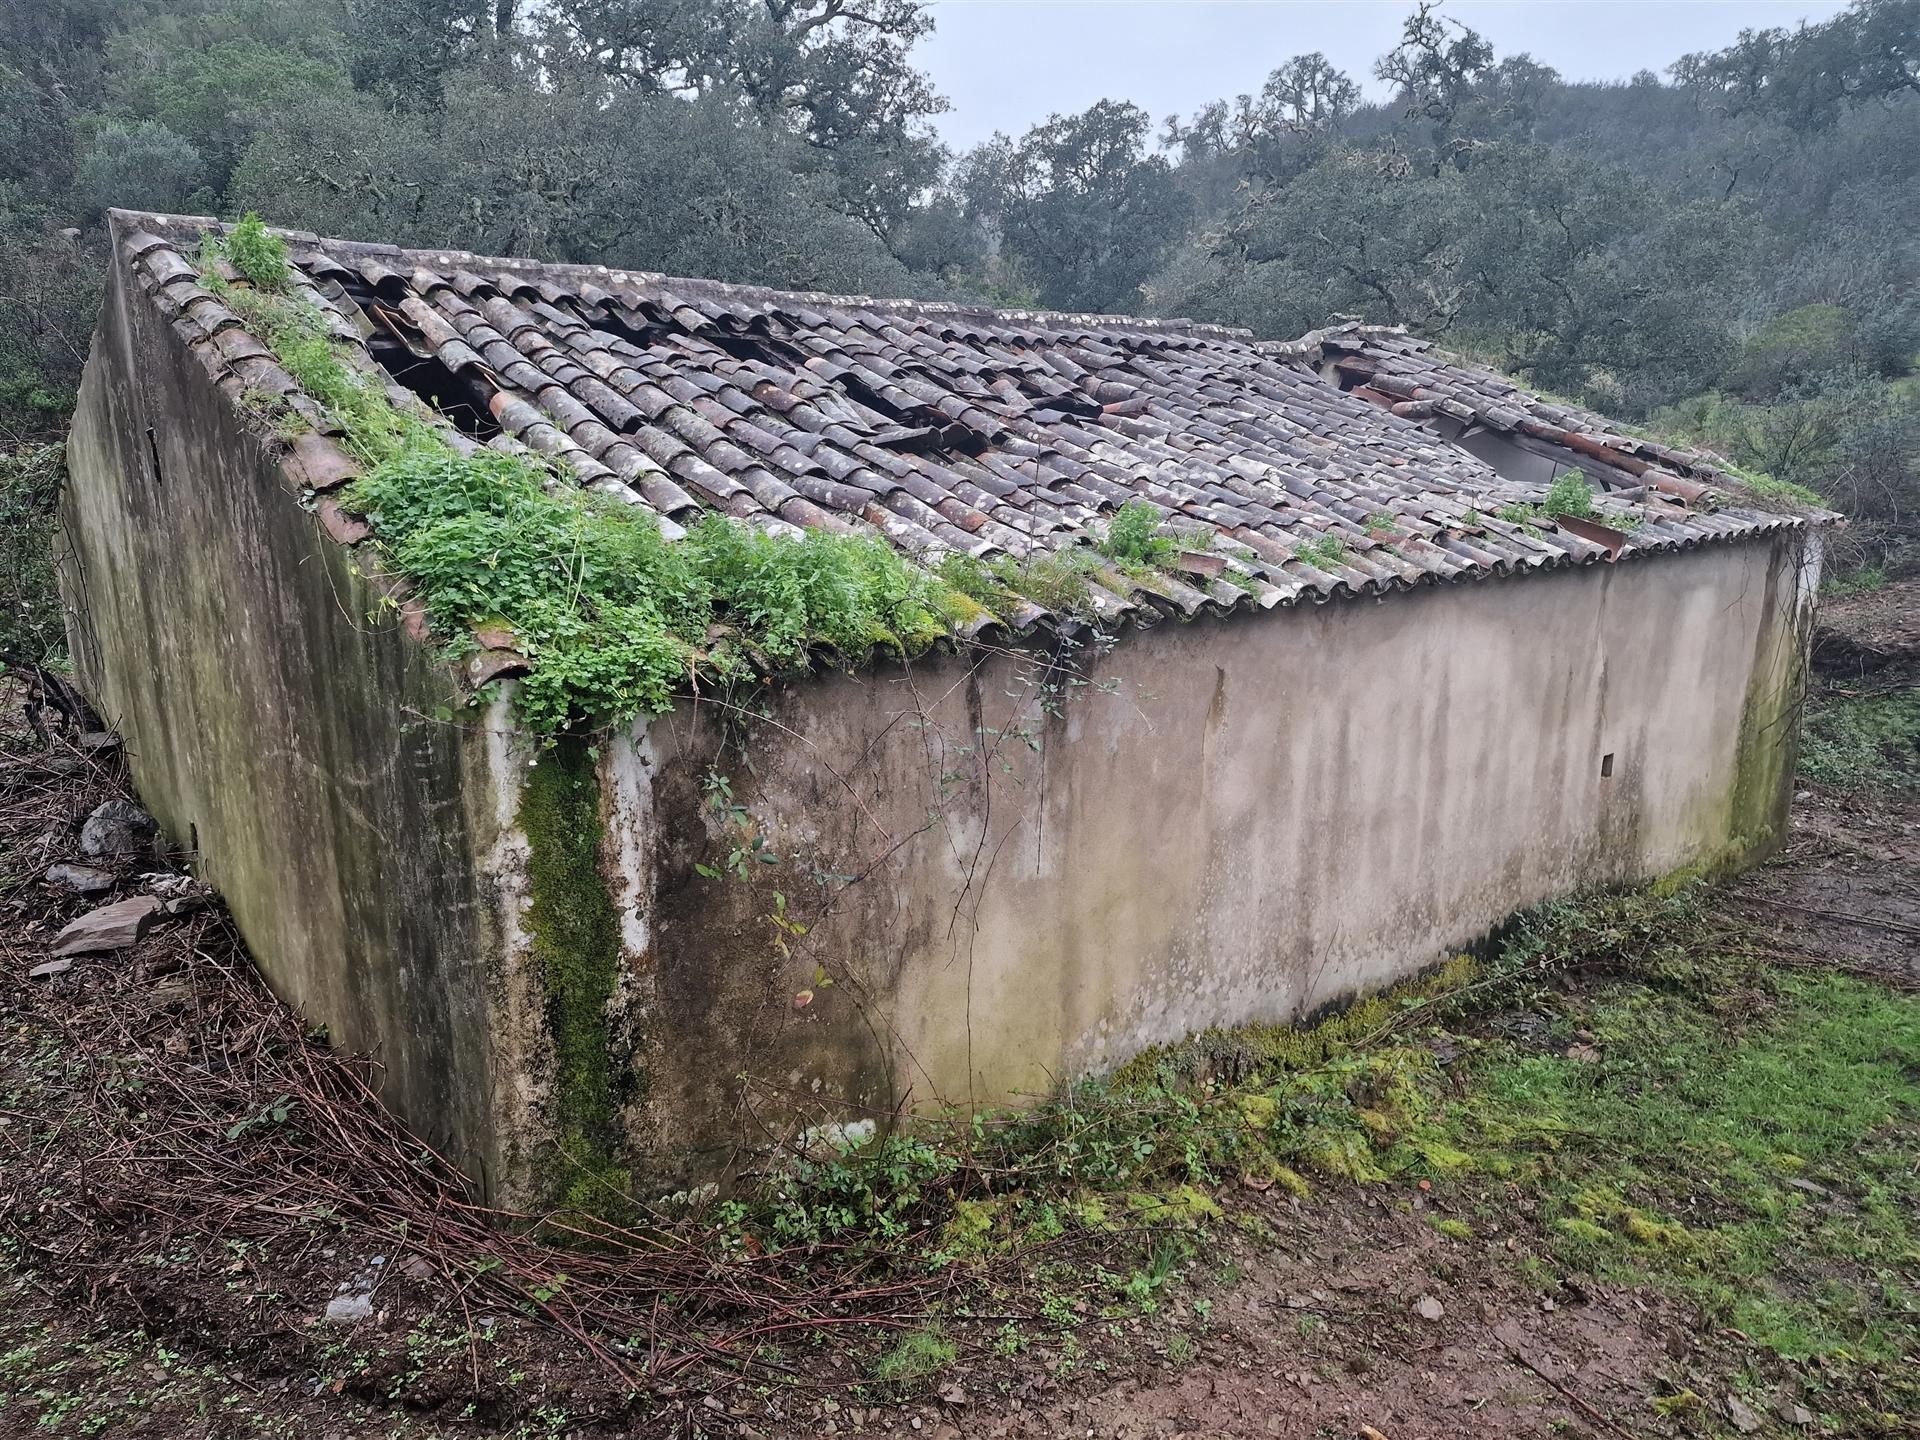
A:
[27, 960, 73, 980]
[324, 1293, 373, 1324]
[1778, 1401, 1815, 1427]
[1412, 1295, 1445, 1322]
[50, 895, 164, 956]
[79, 800, 156, 859]
[1724, 1396, 1763, 1434]
[45, 863, 114, 896]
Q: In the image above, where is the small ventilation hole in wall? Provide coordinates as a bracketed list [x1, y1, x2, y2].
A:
[1600, 753, 1615, 779]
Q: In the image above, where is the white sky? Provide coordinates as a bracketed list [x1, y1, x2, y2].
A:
[916, 0, 1853, 151]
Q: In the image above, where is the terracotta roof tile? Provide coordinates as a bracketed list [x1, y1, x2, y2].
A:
[116, 214, 1834, 642]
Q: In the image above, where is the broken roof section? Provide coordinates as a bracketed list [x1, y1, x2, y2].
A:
[115, 211, 1826, 638]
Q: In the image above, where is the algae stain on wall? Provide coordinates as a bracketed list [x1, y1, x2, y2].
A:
[1721, 533, 1823, 868]
[518, 736, 631, 1206]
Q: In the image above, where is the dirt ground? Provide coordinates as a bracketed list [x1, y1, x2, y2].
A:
[0, 583, 1914, 1440]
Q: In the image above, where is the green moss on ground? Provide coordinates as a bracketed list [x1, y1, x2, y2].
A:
[1440, 966, 1920, 1366]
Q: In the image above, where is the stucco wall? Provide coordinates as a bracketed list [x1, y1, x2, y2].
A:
[59, 242, 522, 1191]
[617, 532, 1818, 1184]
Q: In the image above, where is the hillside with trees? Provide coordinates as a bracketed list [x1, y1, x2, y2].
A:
[2, 0, 1915, 640]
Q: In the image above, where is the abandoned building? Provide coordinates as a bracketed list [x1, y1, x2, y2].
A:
[61, 210, 1827, 1204]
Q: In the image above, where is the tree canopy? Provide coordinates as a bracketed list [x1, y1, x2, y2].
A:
[0, 0, 1914, 571]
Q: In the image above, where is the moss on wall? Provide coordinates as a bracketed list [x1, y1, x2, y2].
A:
[519, 737, 629, 1207]
[1719, 536, 1813, 869]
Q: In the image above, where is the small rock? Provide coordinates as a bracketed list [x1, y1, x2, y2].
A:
[46, 863, 115, 896]
[1564, 1043, 1602, 1064]
[1778, 1401, 1815, 1427]
[50, 895, 164, 956]
[1426, 1035, 1463, 1066]
[324, 1293, 373, 1324]
[27, 959, 73, 980]
[1724, 1395, 1763, 1434]
[78, 732, 121, 754]
[80, 800, 156, 859]
[149, 974, 200, 1008]
[1413, 1295, 1445, 1322]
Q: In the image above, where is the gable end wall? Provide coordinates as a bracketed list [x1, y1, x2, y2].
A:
[58, 247, 522, 1190]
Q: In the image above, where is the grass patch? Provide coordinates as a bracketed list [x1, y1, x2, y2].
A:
[1496, 502, 1543, 535]
[871, 1328, 956, 1387]
[1823, 565, 1888, 597]
[1294, 533, 1347, 569]
[721, 882, 1917, 1409]
[1799, 690, 1920, 791]
[1730, 467, 1826, 510]
[1437, 966, 1920, 1368]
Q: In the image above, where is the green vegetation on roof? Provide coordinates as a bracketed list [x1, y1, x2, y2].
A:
[199, 221, 965, 732]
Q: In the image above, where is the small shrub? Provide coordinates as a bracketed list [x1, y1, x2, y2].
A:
[1102, 500, 1176, 566]
[0, 443, 66, 667]
[1543, 472, 1595, 519]
[224, 213, 290, 292]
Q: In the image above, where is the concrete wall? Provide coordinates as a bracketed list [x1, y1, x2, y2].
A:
[60, 239, 525, 1192]
[614, 533, 1818, 1185]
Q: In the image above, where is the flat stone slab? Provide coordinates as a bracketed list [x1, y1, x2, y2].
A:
[50, 895, 164, 956]
[46, 863, 116, 896]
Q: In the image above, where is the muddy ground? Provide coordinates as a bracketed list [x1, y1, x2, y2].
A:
[0, 582, 1914, 1440]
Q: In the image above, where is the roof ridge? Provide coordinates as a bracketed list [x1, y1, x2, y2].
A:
[109, 209, 1259, 343]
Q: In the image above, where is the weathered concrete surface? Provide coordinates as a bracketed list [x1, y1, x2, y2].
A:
[58, 220, 522, 1195]
[620, 532, 1818, 1184]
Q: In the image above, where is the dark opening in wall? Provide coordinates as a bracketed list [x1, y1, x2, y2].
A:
[1600, 752, 1616, 778]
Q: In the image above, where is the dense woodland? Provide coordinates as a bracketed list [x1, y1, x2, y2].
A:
[2, 0, 1916, 667]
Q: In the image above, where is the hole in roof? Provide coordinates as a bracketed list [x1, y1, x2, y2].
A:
[379, 350, 502, 443]
[335, 275, 504, 444]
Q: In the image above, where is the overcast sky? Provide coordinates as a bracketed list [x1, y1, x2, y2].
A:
[916, 1, 1852, 152]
